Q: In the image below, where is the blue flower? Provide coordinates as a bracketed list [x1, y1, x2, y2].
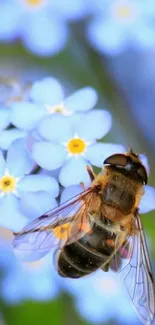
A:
[0, 231, 59, 303]
[0, 138, 59, 231]
[87, 0, 155, 55]
[0, 0, 88, 57]
[31, 108, 125, 187]
[60, 270, 140, 324]
[10, 77, 98, 131]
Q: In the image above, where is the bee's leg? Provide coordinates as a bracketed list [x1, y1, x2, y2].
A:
[101, 262, 110, 272]
[86, 165, 96, 181]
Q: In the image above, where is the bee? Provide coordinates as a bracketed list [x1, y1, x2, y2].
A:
[13, 149, 155, 325]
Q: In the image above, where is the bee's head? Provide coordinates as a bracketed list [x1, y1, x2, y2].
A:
[104, 151, 148, 184]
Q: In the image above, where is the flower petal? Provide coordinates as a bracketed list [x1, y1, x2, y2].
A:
[0, 3, 21, 41]
[10, 101, 46, 131]
[59, 157, 91, 187]
[77, 110, 112, 140]
[54, 0, 88, 20]
[0, 151, 5, 176]
[6, 139, 36, 177]
[0, 129, 26, 150]
[85, 143, 126, 167]
[64, 87, 98, 113]
[87, 18, 128, 55]
[22, 14, 68, 56]
[0, 194, 28, 232]
[38, 115, 73, 141]
[139, 185, 155, 214]
[30, 77, 64, 106]
[32, 141, 66, 170]
[60, 185, 84, 204]
[18, 175, 59, 198]
[20, 191, 57, 220]
[0, 107, 10, 130]
[134, 24, 155, 50]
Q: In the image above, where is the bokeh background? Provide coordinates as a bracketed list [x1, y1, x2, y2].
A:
[0, 1, 155, 325]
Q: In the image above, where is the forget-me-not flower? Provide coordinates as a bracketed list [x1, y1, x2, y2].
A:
[87, 0, 155, 55]
[60, 270, 141, 324]
[0, 232, 59, 303]
[10, 77, 98, 131]
[31, 109, 125, 187]
[0, 138, 59, 231]
[0, 0, 88, 56]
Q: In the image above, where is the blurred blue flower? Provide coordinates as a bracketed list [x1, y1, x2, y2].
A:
[0, 138, 59, 231]
[31, 109, 125, 187]
[87, 0, 155, 55]
[0, 232, 59, 303]
[0, 0, 88, 56]
[60, 270, 140, 324]
[10, 77, 98, 131]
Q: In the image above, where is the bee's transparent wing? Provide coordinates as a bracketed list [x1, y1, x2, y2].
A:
[13, 188, 94, 261]
[120, 215, 155, 325]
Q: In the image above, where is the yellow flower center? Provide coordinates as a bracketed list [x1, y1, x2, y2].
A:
[67, 138, 86, 155]
[21, 0, 46, 10]
[0, 175, 16, 193]
[47, 104, 72, 116]
[53, 223, 71, 241]
[112, 2, 135, 22]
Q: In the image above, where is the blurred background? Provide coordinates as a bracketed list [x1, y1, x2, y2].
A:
[0, 1, 155, 325]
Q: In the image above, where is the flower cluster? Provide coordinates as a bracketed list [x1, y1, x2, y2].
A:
[87, 0, 155, 55]
[0, 0, 89, 57]
[0, 76, 155, 325]
[0, 0, 155, 57]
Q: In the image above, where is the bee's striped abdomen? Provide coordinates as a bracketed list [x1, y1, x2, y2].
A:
[57, 221, 116, 278]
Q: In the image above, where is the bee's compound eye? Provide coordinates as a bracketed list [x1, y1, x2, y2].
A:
[137, 165, 148, 184]
[104, 154, 128, 167]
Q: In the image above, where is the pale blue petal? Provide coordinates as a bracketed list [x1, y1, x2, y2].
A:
[85, 143, 126, 167]
[53, 0, 88, 20]
[22, 14, 68, 56]
[64, 87, 98, 113]
[20, 191, 57, 220]
[77, 110, 112, 140]
[27, 269, 58, 301]
[0, 129, 26, 150]
[87, 18, 128, 55]
[0, 151, 5, 176]
[32, 141, 66, 170]
[59, 157, 91, 187]
[139, 186, 155, 214]
[39, 167, 60, 180]
[38, 115, 73, 141]
[0, 4, 21, 41]
[18, 175, 59, 197]
[10, 101, 46, 131]
[60, 185, 84, 204]
[0, 107, 10, 130]
[133, 25, 155, 50]
[0, 194, 28, 232]
[30, 77, 64, 105]
[6, 139, 36, 177]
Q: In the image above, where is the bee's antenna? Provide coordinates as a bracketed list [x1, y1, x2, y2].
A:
[128, 146, 134, 154]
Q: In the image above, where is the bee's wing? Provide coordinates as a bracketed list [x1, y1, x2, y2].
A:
[13, 187, 94, 261]
[120, 215, 155, 325]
